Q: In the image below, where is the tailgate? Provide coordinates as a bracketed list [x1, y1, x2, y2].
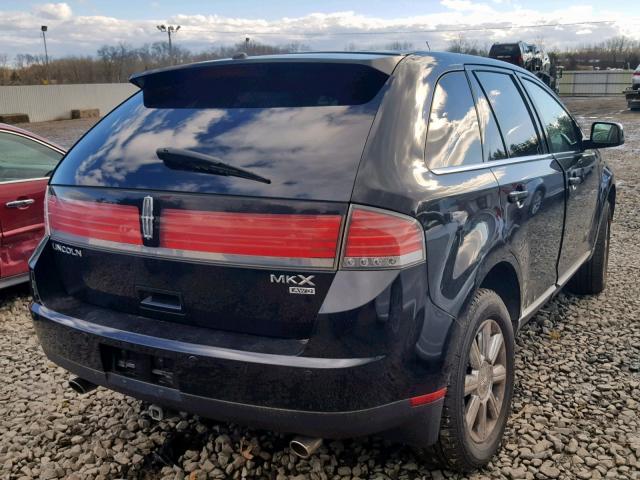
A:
[47, 186, 347, 339]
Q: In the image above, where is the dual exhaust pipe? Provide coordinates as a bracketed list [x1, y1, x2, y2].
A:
[69, 376, 97, 395]
[289, 436, 323, 459]
[69, 376, 322, 458]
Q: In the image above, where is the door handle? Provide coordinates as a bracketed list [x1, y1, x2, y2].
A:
[6, 199, 35, 208]
[507, 190, 529, 203]
[568, 176, 582, 186]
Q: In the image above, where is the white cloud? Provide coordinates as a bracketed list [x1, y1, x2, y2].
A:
[34, 2, 73, 21]
[0, 1, 636, 58]
[440, 0, 492, 13]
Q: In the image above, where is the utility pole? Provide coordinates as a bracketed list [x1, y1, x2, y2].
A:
[245, 37, 250, 53]
[41, 25, 50, 84]
[156, 24, 181, 64]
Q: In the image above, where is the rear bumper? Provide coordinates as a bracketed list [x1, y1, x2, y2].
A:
[31, 302, 445, 441]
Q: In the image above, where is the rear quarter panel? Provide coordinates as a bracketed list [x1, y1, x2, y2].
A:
[352, 55, 508, 323]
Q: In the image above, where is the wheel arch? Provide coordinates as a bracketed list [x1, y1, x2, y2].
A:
[475, 257, 522, 331]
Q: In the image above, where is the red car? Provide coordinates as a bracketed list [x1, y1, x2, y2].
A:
[0, 124, 64, 288]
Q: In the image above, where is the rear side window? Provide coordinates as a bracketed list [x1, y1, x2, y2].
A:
[475, 71, 542, 158]
[0, 132, 61, 181]
[138, 63, 389, 109]
[425, 72, 483, 169]
[522, 79, 581, 153]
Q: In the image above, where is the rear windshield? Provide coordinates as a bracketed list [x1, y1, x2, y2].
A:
[490, 44, 519, 56]
[52, 62, 388, 201]
[138, 62, 389, 109]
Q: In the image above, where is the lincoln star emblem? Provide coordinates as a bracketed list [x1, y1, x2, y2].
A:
[141, 196, 154, 240]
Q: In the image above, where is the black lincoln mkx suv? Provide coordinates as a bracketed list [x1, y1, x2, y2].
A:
[30, 51, 621, 471]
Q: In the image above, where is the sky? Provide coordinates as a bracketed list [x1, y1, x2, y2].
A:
[1, 0, 640, 59]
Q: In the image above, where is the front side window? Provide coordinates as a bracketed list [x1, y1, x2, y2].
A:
[522, 79, 581, 153]
[0, 132, 62, 182]
[475, 71, 542, 158]
[426, 71, 483, 169]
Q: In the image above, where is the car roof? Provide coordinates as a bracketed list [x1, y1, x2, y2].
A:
[407, 50, 535, 74]
[0, 123, 65, 152]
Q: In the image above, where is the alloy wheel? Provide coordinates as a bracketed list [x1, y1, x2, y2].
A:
[464, 319, 508, 443]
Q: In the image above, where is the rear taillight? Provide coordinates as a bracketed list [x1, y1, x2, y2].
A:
[46, 192, 425, 271]
[341, 206, 425, 269]
[160, 209, 342, 263]
[633, 72, 640, 77]
[517, 55, 524, 66]
[47, 194, 142, 245]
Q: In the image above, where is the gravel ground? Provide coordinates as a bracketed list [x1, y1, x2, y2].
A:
[15, 117, 98, 150]
[1, 97, 639, 480]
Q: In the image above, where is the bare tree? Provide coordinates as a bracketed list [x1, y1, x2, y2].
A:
[447, 34, 487, 56]
[0, 54, 8, 85]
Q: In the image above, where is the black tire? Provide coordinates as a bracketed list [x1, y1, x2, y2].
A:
[566, 202, 611, 295]
[427, 289, 515, 472]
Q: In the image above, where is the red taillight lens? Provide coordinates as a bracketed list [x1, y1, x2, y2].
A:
[517, 55, 523, 66]
[160, 209, 342, 262]
[633, 72, 640, 76]
[341, 206, 425, 269]
[47, 195, 142, 245]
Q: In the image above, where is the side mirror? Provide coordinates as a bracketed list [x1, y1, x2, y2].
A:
[585, 122, 624, 149]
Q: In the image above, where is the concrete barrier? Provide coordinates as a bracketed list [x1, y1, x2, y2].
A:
[558, 70, 631, 96]
[0, 83, 139, 122]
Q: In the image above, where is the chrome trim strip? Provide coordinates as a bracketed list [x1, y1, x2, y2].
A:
[518, 284, 556, 328]
[0, 129, 65, 154]
[50, 231, 337, 270]
[557, 250, 591, 287]
[33, 304, 383, 369]
[0, 177, 49, 186]
[518, 250, 592, 328]
[0, 273, 29, 289]
[430, 153, 554, 175]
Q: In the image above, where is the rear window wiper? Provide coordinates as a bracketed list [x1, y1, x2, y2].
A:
[156, 147, 271, 184]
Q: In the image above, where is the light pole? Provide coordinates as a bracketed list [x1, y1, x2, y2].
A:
[245, 36, 250, 53]
[156, 24, 180, 64]
[41, 25, 50, 84]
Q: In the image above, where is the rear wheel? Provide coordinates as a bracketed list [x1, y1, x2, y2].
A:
[428, 289, 515, 472]
[566, 202, 611, 295]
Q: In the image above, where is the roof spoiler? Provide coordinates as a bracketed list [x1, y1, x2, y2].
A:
[130, 53, 405, 88]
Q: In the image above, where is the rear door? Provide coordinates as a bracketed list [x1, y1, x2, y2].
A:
[468, 67, 566, 311]
[519, 77, 600, 280]
[0, 130, 62, 279]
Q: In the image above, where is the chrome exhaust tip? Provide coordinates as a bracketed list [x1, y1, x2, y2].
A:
[69, 377, 97, 395]
[289, 436, 323, 459]
[148, 404, 165, 421]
